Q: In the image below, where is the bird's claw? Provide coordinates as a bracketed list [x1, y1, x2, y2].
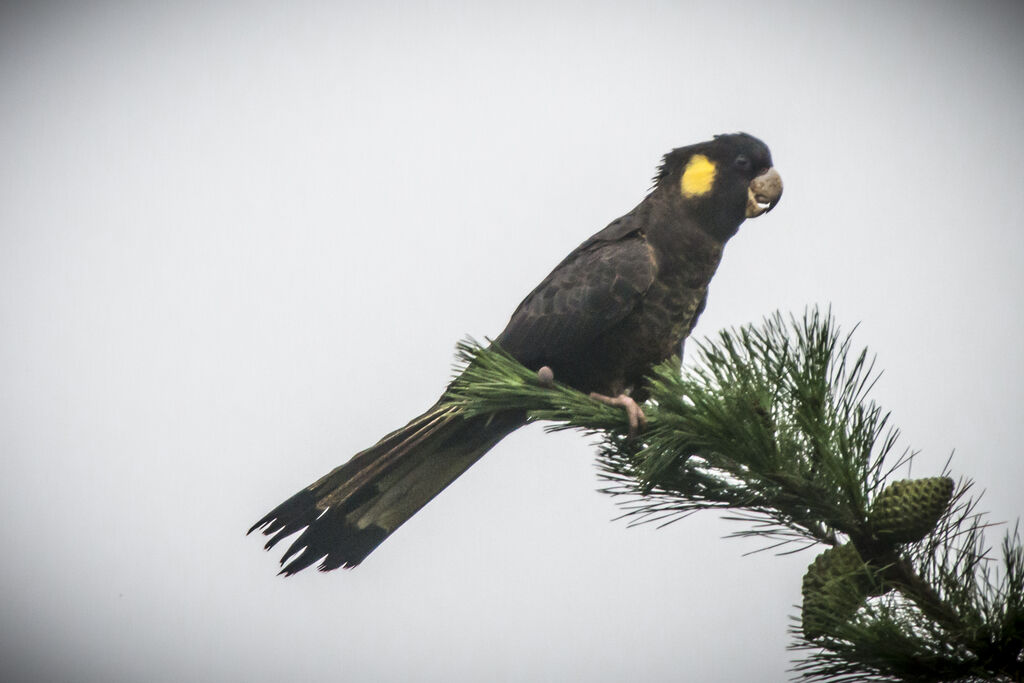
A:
[589, 392, 647, 436]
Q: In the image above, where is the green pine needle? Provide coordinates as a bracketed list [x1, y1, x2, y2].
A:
[442, 308, 1023, 682]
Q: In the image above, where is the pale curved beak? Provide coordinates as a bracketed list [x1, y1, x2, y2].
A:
[745, 167, 783, 218]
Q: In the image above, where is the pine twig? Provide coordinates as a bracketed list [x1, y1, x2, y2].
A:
[445, 309, 1024, 682]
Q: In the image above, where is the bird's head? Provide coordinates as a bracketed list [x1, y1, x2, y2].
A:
[654, 132, 783, 239]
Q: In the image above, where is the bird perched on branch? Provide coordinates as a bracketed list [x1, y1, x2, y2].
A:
[250, 133, 783, 574]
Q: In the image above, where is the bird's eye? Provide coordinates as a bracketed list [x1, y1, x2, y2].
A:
[734, 155, 752, 172]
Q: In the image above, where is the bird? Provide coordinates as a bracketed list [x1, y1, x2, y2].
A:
[249, 133, 783, 574]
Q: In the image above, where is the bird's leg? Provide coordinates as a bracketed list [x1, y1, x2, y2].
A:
[536, 367, 645, 435]
[589, 392, 647, 436]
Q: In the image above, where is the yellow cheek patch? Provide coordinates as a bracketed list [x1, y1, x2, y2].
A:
[680, 154, 717, 197]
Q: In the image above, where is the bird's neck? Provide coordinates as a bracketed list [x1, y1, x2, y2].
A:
[644, 202, 728, 282]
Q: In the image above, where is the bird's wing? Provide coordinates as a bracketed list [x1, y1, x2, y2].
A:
[495, 214, 656, 363]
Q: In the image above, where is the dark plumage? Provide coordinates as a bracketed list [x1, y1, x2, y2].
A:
[250, 133, 782, 573]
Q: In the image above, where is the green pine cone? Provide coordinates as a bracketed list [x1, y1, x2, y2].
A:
[868, 477, 954, 545]
[801, 543, 875, 640]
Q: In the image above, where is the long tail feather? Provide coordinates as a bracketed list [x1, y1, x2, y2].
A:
[249, 402, 523, 573]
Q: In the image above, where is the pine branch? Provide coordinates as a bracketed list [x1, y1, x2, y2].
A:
[444, 309, 1023, 681]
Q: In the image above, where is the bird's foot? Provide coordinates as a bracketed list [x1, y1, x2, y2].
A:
[536, 366, 555, 388]
[589, 392, 647, 436]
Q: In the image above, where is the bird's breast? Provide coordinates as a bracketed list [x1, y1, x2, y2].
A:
[613, 241, 725, 380]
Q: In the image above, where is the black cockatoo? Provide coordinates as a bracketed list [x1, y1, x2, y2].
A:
[250, 133, 783, 574]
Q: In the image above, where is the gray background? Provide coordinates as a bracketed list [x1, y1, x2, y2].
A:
[2, 1, 1022, 681]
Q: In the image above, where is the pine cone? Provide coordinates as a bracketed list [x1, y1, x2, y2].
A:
[868, 477, 954, 545]
[801, 543, 874, 640]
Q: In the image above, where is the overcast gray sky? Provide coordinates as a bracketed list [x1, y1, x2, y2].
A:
[2, 1, 1022, 681]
